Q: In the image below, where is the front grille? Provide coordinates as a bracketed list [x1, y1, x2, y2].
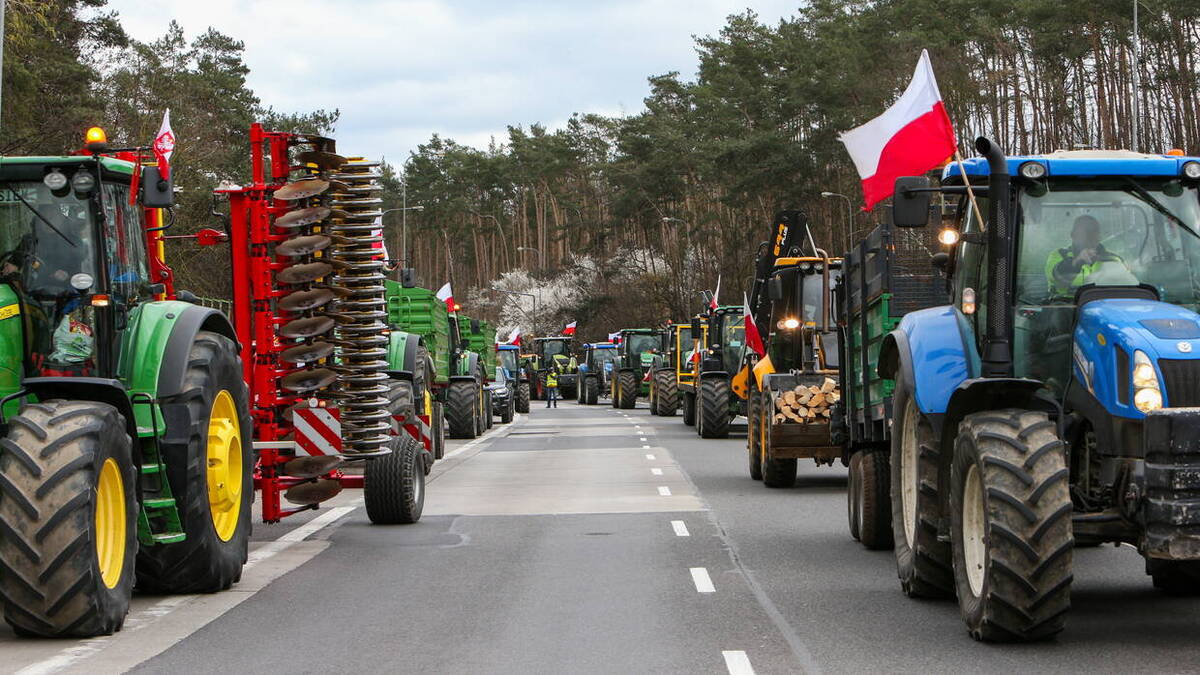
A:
[1158, 358, 1200, 407]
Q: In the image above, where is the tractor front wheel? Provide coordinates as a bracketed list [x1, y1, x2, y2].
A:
[0, 401, 137, 637]
[655, 370, 679, 416]
[747, 386, 762, 480]
[586, 376, 600, 405]
[950, 409, 1072, 642]
[138, 331, 252, 595]
[515, 381, 530, 413]
[617, 370, 638, 409]
[682, 392, 696, 426]
[698, 377, 731, 439]
[446, 380, 480, 439]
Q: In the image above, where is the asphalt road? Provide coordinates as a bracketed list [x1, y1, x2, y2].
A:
[4, 399, 1200, 674]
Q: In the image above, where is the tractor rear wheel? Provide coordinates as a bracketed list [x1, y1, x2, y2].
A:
[0, 401, 136, 637]
[432, 401, 446, 459]
[364, 433, 425, 525]
[698, 377, 731, 438]
[747, 386, 762, 480]
[951, 409, 1072, 642]
[890, 377, 954, 599]
[138, 331, 252, 595]
[515, 382, 530, 413]
[446, 380, 479, 439]
[617, 370, 638, 409]
[853, 450, 893, 550]
[586, 376, 599, 405]
[655, 370, 679, 416]
[682, 392, 696, 426]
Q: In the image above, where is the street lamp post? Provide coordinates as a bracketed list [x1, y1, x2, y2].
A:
[1132, 0, 1141, 153]
[821, 191, 854, 254]
[381, 199, 424, 269]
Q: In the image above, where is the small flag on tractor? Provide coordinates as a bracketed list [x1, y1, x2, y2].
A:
[838, 49, 956, 211]
[744, 292, 766, 358]
[563, 321, 577, 336]
[709, 275, 721, 311]
[504, 328, 521, 346]
[153, 109, 176, 180]
[436, 282, 454, 310]
[608, 331, 621, 343]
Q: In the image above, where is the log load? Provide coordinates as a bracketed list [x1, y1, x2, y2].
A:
[772, 377, 839, 425]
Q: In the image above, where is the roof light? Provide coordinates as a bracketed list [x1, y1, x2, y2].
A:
[71, 171, 95, 193]
[938, 228, 960, 246]
[43, 170, 68, 191]
[1166, 149, 1185, 156]
[85, 126, 107, 145]
[1019, 161, 1046, 179]
[1183, 161, 1200, 179]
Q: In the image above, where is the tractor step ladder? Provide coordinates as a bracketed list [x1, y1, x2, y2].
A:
[132, 394, 187, 545]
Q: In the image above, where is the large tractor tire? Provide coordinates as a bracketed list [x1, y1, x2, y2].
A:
[515, 381, 530, 414]
[0, 401, 136, 637]
[577, 378, 586, 404]
[655, 370, 679, 417]
[850, 450, 893, 550]
[682, 392, 696, 426]
[138, 331, 252, 595]
[698, 377, 731, 439]
[585, 376, 600, 405]
[364, 433, 425, 525]
[617, 370, 638, 409]
[890, 377, 954, 598]
[446, 380, 480, 439]
[747, 386, 762, 480]
[501, 397, 515, 424]
[950, 410, 1072, 642]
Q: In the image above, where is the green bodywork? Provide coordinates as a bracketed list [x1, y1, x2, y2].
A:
[385, 280, 452, 383]
[616, 328, 662, 396]
[462, 316, 495, 376]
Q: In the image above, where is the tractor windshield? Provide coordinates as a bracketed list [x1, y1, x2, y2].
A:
[498, 348, 518, 373]
[719, 313, 745, 367]
[541, 340, 568, 359]
[1015, 178, 1200, 386]
[592, 347, 617, 368]
[625, 334, 658, 356]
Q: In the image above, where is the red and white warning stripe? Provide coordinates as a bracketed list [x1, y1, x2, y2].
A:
[402, 413, 433, 452]
[294, 407, 342, 456]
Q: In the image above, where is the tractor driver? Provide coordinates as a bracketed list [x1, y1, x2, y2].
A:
[1044, 215, 1128, 298]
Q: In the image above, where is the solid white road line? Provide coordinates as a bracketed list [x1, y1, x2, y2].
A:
[671, 520, 690, 537]
[646, 454, 656, 460]
[722, 650, 756, 675]
[690, 567, 716, 593]
[643, 445, 651, 449]
[658, 486, 672, 496]
[651, 468, 663, 476]
[639, 437, 647, 441]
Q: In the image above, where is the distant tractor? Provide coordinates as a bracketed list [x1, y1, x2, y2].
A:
[577, 341, 617, 404]
[497, 343, 530, 413]
[611, 328, 663, 409]
[530, 336, 577, 399]
[680, 306, 746, 437]
[0, 129, 253, 637]
[743, 210, 846, 489]
[649, 324, 693, 416]
[839, 138, 1200, 640]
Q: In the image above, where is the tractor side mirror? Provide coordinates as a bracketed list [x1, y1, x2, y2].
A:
[892, 176, 931, 228]
[690, 318, 701, 340]
[140, 165, 175, 208]
[767, 278, 783, 301]
[470, 319, 481, 334]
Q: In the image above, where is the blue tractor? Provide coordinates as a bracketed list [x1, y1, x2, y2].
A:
[843, 137, 1200, 641]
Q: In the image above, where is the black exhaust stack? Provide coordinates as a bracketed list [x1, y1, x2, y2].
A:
[975, 136, 1013, 378]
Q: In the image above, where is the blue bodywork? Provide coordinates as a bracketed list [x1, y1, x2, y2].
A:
[945, 153, 1200, 180]
[894, 306, 975, 414]
[578, 343, 615, 374]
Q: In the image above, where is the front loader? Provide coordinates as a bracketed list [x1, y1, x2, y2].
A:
[0, 128, 253, 637]
[743, 210, 846, 488]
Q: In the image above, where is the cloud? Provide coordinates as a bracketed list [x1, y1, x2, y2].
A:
[104, 0, 800, 163]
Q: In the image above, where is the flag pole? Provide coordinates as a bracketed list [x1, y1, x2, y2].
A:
[955, 150, 986, 228]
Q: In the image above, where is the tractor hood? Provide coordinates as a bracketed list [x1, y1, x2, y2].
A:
[1076, 298, 1200, 416]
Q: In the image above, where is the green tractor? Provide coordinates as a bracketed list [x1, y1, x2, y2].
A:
[530, 336, 577, 400]
[611, 328, 664, 409]
[0, 137, 253, 637]
[384, 278, 485, 440]
[681, 305, 746, 437]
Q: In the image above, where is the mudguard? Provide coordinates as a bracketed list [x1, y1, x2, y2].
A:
[386, 331, 421, 383]
[21, 377, 138, 441]
[450, 351, 480, 382]
[877, 305, 974, 416]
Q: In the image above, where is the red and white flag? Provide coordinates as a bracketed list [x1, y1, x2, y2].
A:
[563, 321, 577, 336]
[608, 331, 621, 343]
[709, 275, 721, 311]
[838, 50, 956, 211]
[503, 328, 521, 346]
[435, 282, 454, 310]
[744, 292, 766, 357]
[153, 109, 176, 180]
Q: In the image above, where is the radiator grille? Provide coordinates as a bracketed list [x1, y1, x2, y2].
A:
[1158, 358, 1200, 408]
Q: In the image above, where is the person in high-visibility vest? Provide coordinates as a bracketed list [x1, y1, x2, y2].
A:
[545, 368, 559, 408]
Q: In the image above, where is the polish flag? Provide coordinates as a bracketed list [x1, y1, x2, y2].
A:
[563, 321, 577, 336]
[153, 109, 176, 180]
[709, 275, 721, 311]
[435, 282, 454, 310]
[744, 292, 766, 358]
[504, 328, 521, 346]
[607, 331, 620, 343]
[838, 50, 956, 211]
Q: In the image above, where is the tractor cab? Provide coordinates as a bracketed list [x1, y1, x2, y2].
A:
[0, 154, 162, 378]
[762, 257, 841, 372]
[696, 305, 745, 375]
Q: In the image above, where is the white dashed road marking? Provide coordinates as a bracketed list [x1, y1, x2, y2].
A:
[658, 486, 672, 496]
[671, 520, 690, 537]
[690, 567, 715, 593]
[722, 650, 756, 675]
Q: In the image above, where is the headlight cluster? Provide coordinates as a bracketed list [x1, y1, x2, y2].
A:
[1132, 350, 1163, 413]
[776, 317, 800, 330]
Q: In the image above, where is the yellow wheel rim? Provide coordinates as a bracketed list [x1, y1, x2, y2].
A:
[95, 457, 126, 589]
[206, 390, 243, 542]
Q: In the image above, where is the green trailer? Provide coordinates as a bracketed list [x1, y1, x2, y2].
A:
[385, 279, 486, 440]
[0, 140, 254, 637]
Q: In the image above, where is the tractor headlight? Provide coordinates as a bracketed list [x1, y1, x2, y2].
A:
[1132, 350, 1164, 412]
[777, 317, 800, 330]
[43, 170, 68, 191]
[1019, 161, 1047, 179]
[1183, 161, 1200, 179]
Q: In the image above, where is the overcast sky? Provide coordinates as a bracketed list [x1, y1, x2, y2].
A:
[105, 0, 800, 164]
